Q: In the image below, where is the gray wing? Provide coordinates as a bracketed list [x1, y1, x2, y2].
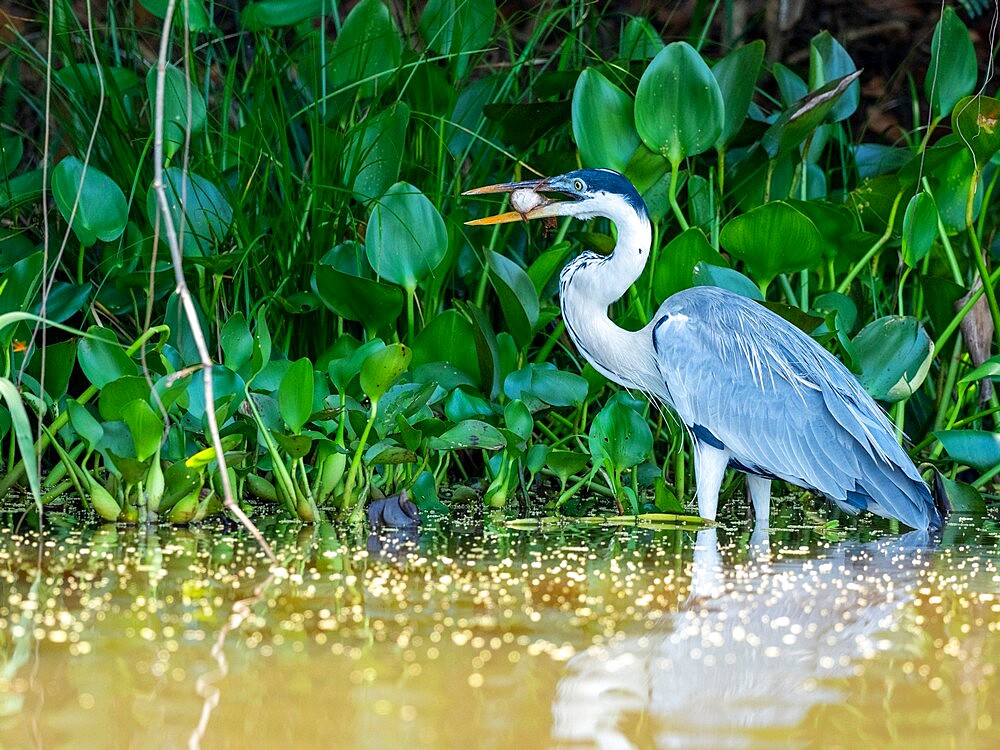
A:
[650, 287, 942, 530]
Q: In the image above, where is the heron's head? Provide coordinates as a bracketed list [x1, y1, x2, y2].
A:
[463, 168, 647, 226]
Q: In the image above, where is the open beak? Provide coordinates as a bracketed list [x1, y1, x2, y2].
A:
[462, 178, 557, 226]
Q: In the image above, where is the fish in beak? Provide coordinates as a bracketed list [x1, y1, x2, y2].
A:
[463, 177, 562, 226]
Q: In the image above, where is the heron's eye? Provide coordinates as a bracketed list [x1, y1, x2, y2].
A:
[573, 179, 585, 191]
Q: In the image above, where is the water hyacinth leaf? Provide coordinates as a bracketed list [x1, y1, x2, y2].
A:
[122, 399, 164, 462]
[692, 262, 764, 300]
[711, 40, 765, 148]
[926, 6, 977, 120]
[241, 0, 329, 29]
[635, 42, 724, 166]
[853, 316, 934, 402]
[361, 343, 411, 402]
[312, 264, 403, 331]
[419, 0, 494, 57]
[342, 103, 409, 203]
[328, 339, 385, 393]
[78, 329, 137, 388]
[1, 135, 22, 176]
[588, 399, 652, 470]
[444, 388, 493, 422]
[279, 358, 315, 434]
[67, 399, 104, 453]
[272, 431, 313, 460]
[411, 309, 481, 385]
[185, 366, 246, 423]
[140, 0, 212, 30]
[572, 68, 640, 172]
[51, 157, 128, 247]
[329, 0, 402, 98]
[808, 31, 859, 123]
[145, 64, 206, 160]
[762, 71, 862, 159]
[30, 281, 91, 323]
[952, 95, 1000, 168]
[366, 182, 448, 292]
[220, 312, 253, 372]
[545, 449, 590, 484]
[619, 16, 664, 60]
[654, 228, 726, 303]
[504, 363, 589, 409]
[901, 191, 938, 268]
[427, 419, 506, 451]
[773, 63, 807, 107]
[488, 250, 539, 348]
[719, 201, 823, 287]
[504, 399, 533, 442]
[147, 168, 233, 256]
[932, 470, 986, 514]
[98, 376, 152, 421]
[27, 338, 76, 400]
[907, 142, 981, 233]
[935, 430, 1000, 473]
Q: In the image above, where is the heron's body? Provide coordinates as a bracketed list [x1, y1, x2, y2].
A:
[466, 168, 945, 530]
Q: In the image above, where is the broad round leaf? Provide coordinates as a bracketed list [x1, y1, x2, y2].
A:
[761, 71, 861, 159]
[635, 42, 724, 166]
[360, 343, 411, 402]
[419, 0, 494, 57]
[279, 358, 315, 434]
[78, 329, 137, 388]
[488, 250, 539, 349]
[241, 0, 329, 29]
[652, 227, 726, 302]
[926, 7, 977, 120]
[808, 31, 859, 123]
[619, 16, 664, 60]
[145, 63, 207, 160]
[572, 68, 640, 172]
[711, 40, 765, 148]
[329, 0, 402, 98]
[98, 376, 152, 421]
[365, 182, 448, 292]
[427, 419, 506, 451]
[952, 95, 1000, 169]
[853, 316, 934, 402]
[588, 399, 652, 470]
[692, 262, 764, 300]
[67, 399, 104, 453]
[147, 168, 233, 256]
[719, 201, 824, 287]
[122, 399, 165, 462]
[51, 157, 128, 247]
[342, 103, 409, 203]
[412, 309, 481, 384]
[312, 263, 403, 332]
[901, 191, 937, 268]
[935, 430, 1000, 473]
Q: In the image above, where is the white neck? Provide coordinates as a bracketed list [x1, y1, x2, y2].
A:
[558, 202, 662, 396]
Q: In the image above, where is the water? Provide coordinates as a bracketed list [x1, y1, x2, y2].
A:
[0, 514, 998, 749]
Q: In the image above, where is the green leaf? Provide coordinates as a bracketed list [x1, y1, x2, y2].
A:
[365, 182, 448, 292]
[619, 16, 664, 60]
[342, 103, 409, 203]
[588, 398, 652, 470]
[935, 430, 1000, 473]
[140, 0, 212, 31]
[711, 40, 765, 148]
[361, 343, 411, 402]
[419, 0, 494, 57]
[1, 135, 23, 176]
[635, 41, 724, 166]
[147, 168, 233, 256]
[272, 431, 314, 460]
[51, 157, 128, 247]
[77, 329, 137, 388]
[808, 31, 859, 122]
[427, 419, 506, 451]
[98, 376, 151, 422]
[312, 262, 403, 332]
[0, 377, 42, 504]
[122, 399, 165, 462]
[652, 227, 726, 302]
[241, 0, 330, 29]
[279, 358, 315, 434]
[692, 262, 764, 300]
[901, 191, 938, 268]
[545, 449, 590, 484]
[411, 309, 481, 384]
[926, 6, 977, 120]
[220, 312, 254, 373]
[762, 71, 862, 159]
[503, 363, 589, 410]
[853, 316, 934, 402]
[572, 68, 640, 172]
[30, 281, 91, 323]
[504, 399, 533, 442]
[959, 353, 1000, 384]
[145, 64, 206, 160]
[488, 251, 539, 348]
[328, 339, 385, 393]
[67, 399, 104, 453]
[952, 95, 1000, 169]
[719, 201, 824, 288]
[328, 0, 402, 99]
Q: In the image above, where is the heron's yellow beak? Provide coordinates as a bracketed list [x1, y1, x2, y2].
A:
[463, 178, 557, 226]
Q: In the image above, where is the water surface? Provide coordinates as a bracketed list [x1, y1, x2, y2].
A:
[1, 514, 997, 749]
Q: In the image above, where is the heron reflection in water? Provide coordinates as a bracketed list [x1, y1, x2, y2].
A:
[465, 170, 946, 529]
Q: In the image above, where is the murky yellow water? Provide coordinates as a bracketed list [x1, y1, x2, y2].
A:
[0, 515, 998, 749]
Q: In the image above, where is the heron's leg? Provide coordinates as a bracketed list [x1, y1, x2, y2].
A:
[746, 475, 771, 528]
[693, 442, 728, 521]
